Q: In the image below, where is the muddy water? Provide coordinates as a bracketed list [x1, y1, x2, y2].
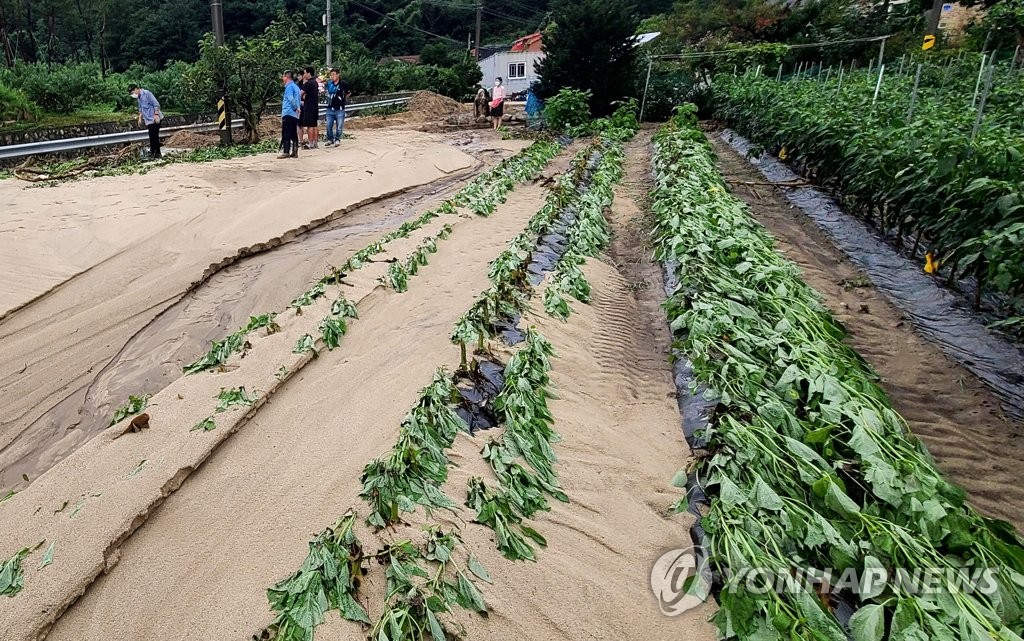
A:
[0, 165, 485, 494]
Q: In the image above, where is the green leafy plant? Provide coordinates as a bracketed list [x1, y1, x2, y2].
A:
[381, 263, 410, 293]
[264, 510, 369, 641]
[331, 295, 359, 319]
[293, 334, 316, 355]
[651, 113, 1024, 641]
[191, 416, 216, 432]
[109, 393, 151, 426]
[542, 88, 592, 133]
[214, 386, 255, 413]
[0, 541, 44, 597]
[319, 316, 348, 351]
[360, 370, 467, 528]
[542, 287, 571, 320]
[465, 478, 546, 562]
[290, 282, 327, 310]
[183, 314, 279, 374]
[371, 528, 490, 641]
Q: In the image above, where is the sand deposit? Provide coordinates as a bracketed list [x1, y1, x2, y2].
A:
[1, 117, 1020, 641]
[0, 129, 484, 495]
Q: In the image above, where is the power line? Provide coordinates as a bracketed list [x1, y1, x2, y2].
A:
[482, 7, 539, 27]
[349, 0, 465, 45]
[419, 0, 474, 10]
[500, 0, 549, 20]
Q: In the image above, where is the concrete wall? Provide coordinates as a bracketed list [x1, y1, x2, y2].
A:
[478, 51, 544, 95]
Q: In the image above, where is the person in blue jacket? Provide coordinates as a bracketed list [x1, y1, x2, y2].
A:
[279, 71, 301, 159]
[525, 83, 543, 129]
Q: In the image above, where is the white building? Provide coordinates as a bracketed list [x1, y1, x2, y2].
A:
[478, 51, 544, 95]
[477, 32, 660, 96]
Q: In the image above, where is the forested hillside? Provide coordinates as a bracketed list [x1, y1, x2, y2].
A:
[0, 0, 674, 71]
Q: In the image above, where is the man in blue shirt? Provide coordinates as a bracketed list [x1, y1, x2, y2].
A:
[279, 71, 301, 159]
[325, 68, 351, 147]
[130, 84, 162, 159]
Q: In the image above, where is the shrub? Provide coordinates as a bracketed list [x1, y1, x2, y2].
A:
[0, 84, 41, 121]
[543, 88, 591, 132]
[113, 61, 210, 113]
[14, 62, 109, 113]
[337, 56, 385, 95]
[640, 67, 706, 122]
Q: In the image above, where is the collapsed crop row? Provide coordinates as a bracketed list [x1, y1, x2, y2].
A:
[0, 141, 572, 606]
[100, 141, 564, 438]
[175, 138, 563, 379]
[653, 108, 1024, 641]
[261, 122, 637, 641]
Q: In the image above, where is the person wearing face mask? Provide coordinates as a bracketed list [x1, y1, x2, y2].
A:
[130, 84, 162, 159]
[489, 77, 506, 131]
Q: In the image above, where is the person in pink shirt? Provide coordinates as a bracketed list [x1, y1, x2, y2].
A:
[489, 77, 506, 130]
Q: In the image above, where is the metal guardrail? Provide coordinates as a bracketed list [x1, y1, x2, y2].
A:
[0, 95, 414, 161]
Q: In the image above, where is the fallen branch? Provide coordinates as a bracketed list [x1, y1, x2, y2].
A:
[13, 145, 137, 182]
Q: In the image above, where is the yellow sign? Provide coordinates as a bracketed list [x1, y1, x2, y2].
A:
[217, 98, 226, 128]
[922, 35, 936, 51]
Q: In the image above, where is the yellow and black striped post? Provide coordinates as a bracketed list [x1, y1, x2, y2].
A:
[217, 96, 231, 145]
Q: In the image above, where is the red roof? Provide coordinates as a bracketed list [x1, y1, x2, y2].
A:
[510, 32, 543, 53]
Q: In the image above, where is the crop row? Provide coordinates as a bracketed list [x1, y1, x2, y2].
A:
[542, 142, 624, 320]
[0, 140, 569, 607]
[714, 73, 1024, 333]
[652, 109, 1024, 641]
[100, 143, 564, 438]
[179, 139, 563, 377]
[261, 123, 636, 641]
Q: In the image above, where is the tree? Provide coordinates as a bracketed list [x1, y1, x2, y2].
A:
[185, 13, 323, 143]
[985, 0, 1024, 64]
[534, 0, 640, 116]
[420, 41, 457, 66]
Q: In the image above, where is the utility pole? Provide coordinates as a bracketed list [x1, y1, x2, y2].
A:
[210, 0, 230, 146]
[474, 0, 482, 60]
[210, 0, 224, 45]
[325, 0, 332, 68]
[923, 0, 943, 50]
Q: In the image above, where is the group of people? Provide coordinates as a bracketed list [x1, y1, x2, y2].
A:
[280, 66, 351, 159]
[127, 66, 352, 161]
[130, 68, 526, 162]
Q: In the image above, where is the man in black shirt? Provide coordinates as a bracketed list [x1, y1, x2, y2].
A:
[325, 68, 351, 147]
[300, 66, 320, 149]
